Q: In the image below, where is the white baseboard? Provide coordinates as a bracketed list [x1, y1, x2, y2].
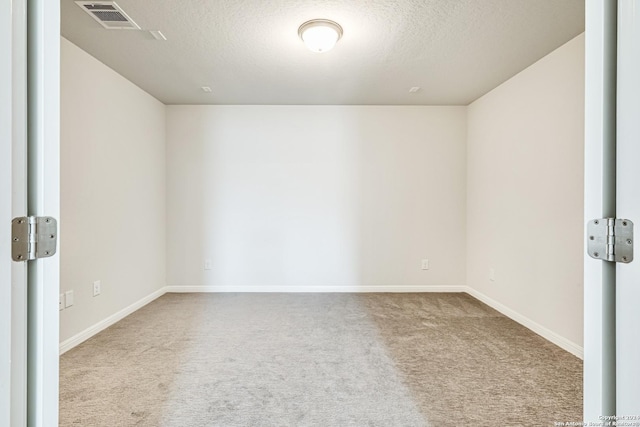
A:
[463, 286, 584, 359]
[164, 285, 468, 293]
[59, 287, 166, 355]
[59, 284, 583, 360]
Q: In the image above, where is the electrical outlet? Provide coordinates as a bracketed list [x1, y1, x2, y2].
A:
[59, 294, 64, 311]
[65, 290, 74, 308]
[421, 259, 429, 270]
[489, 268, 496, 282]
[204, 259, 213, 270]
[93, 280, 101, 297]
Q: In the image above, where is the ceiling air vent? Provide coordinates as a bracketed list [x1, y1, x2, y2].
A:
[75, 1, 140, 30]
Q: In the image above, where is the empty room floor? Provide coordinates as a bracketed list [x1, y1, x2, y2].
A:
[59, 293, 582, 426]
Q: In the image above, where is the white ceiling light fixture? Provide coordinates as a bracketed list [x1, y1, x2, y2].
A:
[298, 19, 343, 53]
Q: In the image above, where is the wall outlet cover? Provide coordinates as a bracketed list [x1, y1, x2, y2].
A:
[65, 290, 74, 307]
[93, 280, 101, 297]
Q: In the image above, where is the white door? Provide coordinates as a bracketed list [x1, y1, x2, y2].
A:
[616, 0, 640, 415]
[1, 0, 16, 423]
[26, 0, 61, 424]
[585, 0, 640, 420]
[2, 1, 28, 424]
[584, 0, 617, 419]
[1, 0, 60, 425]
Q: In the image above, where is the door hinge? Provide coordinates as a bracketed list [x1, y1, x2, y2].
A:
[587, 218, 633, 263]
[11, 216, 58, 262]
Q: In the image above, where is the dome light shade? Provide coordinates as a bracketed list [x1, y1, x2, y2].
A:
[298, 19, 343, 53]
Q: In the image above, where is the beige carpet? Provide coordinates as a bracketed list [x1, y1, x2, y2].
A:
[59, 293, 582, 426]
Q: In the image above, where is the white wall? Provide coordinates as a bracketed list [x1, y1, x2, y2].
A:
[60, 38, 166, 344]
[166, 106, 467, 290]
[466, 34, 585, 351]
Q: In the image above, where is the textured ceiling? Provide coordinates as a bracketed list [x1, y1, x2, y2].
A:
[60, 0, 585, 105]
